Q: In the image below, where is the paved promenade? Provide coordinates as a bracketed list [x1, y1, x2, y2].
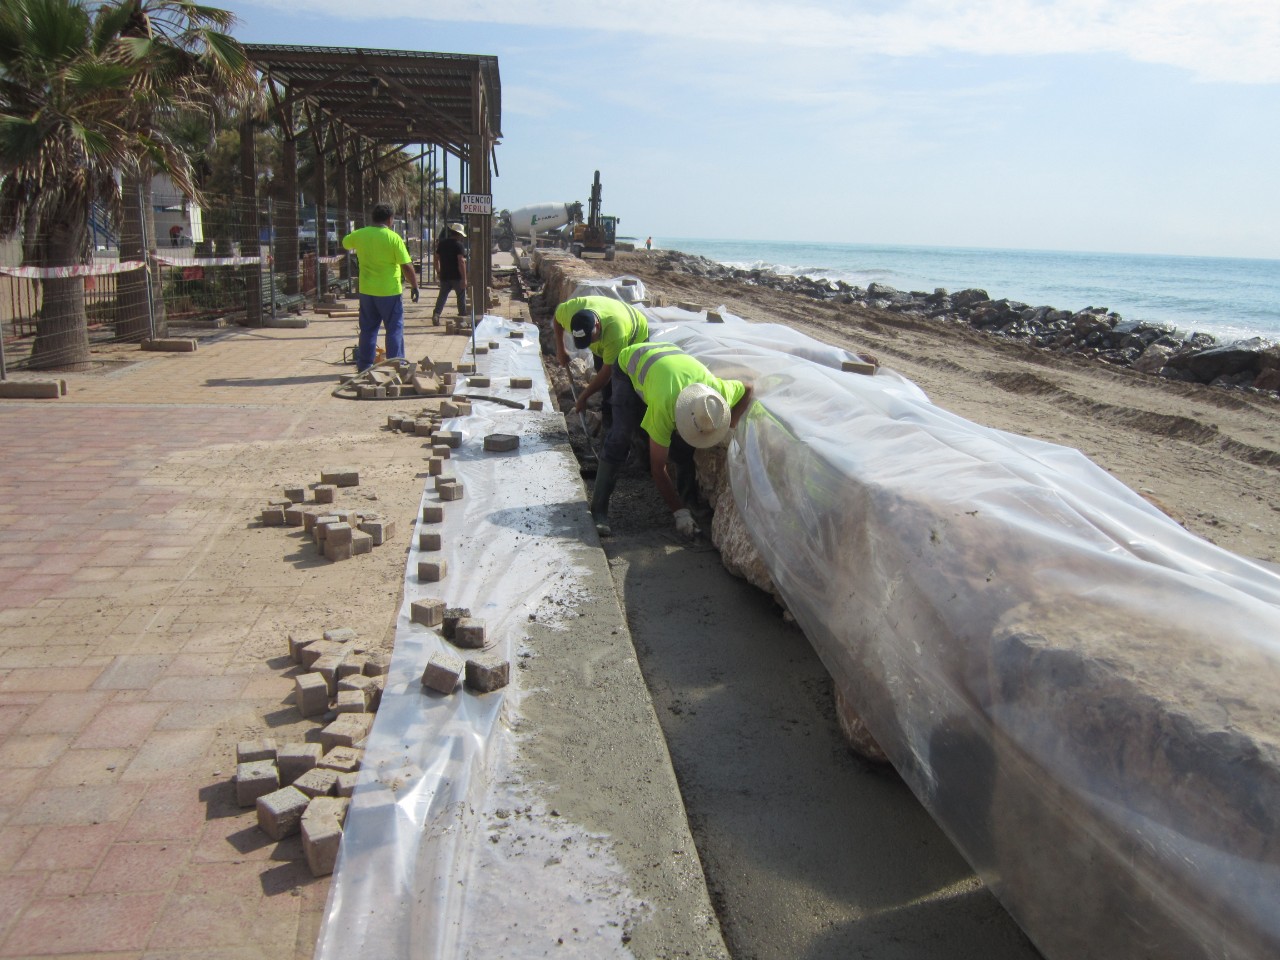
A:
[0, 298, 483, 959]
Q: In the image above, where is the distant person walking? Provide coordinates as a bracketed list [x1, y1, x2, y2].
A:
[342, 203, 418, 371]
[645, 236, 652, 251]
[432, 222, 468, 326]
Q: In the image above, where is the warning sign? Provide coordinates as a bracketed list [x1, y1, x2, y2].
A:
[460, 193, 492, 215]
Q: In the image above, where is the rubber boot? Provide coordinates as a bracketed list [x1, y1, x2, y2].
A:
[589, 460, 620, 537]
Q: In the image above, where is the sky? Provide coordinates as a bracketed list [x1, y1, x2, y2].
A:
[218, 0, 1280, 260]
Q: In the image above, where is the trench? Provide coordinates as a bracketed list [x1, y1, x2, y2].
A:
[573, 448, 1043, 959]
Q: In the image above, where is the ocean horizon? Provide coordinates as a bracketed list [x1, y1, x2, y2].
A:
[654, 238, 1280, 346]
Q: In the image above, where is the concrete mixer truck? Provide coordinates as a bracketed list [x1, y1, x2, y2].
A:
[494, 201, 582, 252]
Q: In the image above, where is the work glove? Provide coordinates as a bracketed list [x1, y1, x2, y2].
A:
[409, 286, 419, 303]
[673, 508, 698, 539]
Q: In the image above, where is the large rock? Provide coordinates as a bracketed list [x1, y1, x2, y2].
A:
[1165, 336, 1269, 382]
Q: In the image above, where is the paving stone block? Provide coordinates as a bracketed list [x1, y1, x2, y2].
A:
[312, 654, 348, 696]
[313, 515, 340, 543]
[321, 467, 360, 487]
[359, 518, 396, 546]
[283, 486, 306, 503]
[257, 786, 310, 840]
[314, 484, 337, 504]
[292, 765, 339, 798]
[434, 360, 455, 374]
[411, 597, 446, 627]
[351, 530, 374, 556]
[289, 635, 315, 664]
[440, 482, 465, 501]
[387, 415, 403, 430]
[301, 639, 348, 669]
[277, 742, 323, 785]
[418, 531, 442, 552]
[431, 444, 451, 459]
[434, 475, 456, 491]
[283, 505, 308, 526]
[441, 607, 471, 640]
[418, 559, 447, 582]
[302, 796, 349, 876]
[320, 714, 373, 752]
[466, 655, 511, 693]
[363, 652, 390, 677]
[295, 672, 330, 718]
[324, 540, 353, 562]
[336, 771, 360, 798]
[427, 457, 444, 476]
[325, 522, 353, 547]
[841, 358, 878, 375]
[235, 760, 280, 807]
[510, 377, 533, 389]
[334, 690, 368, 714]
[528, 399, 544, 411]
[440, 401, 460, 417]
[324, 627, 357, 644]
[455, 401, 472, 415]
[237, 739, 278, 764]
[469, 376, 491, 388]
[457, 362, 476, 374]
[337, 674, 376, 709]
[422, 505, 444, 523]
[452, 618, 487, 650]
[302, 510, 322, 532]
[336, 657, 367, 680]
[437, 430, 462, 448]
[319, 746, 363, 774]
[474, 346, 489, 356]
[261, 507, 286, 526]
[415, 419, 435, 436]
[508, 330, 524, 339]
[421, 651, 464, 694]
[483, 433, 519, 452]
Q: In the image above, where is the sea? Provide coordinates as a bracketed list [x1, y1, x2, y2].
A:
[653, 238, 1280, 346]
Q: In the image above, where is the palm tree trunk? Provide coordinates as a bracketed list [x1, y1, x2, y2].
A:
[31, 203, 92, 370]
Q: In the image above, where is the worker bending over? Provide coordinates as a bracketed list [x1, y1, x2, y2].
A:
[342, 203, 417, 371]
[604, 341, 753, 539]
[553, 294, 650, 424]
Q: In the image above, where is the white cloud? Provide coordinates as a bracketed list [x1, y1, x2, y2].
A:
[274, 0, 1280, 85]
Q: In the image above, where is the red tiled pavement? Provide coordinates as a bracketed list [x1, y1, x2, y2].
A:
[0, 302, 483, 958]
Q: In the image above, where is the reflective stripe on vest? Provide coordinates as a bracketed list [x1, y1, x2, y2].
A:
[625, 342, 682, 387]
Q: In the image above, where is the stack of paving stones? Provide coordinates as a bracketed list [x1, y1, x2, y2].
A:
[232, 626, 388, 876]
[412, 598, 510, 697]
[259, 467, 400, 563]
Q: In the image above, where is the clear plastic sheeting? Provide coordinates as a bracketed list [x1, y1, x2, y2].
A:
[315, 316, 646, 959]
[660, 313, 1280, 960]
[567, 275, 648, 303]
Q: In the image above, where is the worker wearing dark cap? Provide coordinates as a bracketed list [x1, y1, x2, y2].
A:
[552, 295, 649, 534]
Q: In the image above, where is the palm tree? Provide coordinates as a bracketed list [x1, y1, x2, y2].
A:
[0, 0, 258, 366]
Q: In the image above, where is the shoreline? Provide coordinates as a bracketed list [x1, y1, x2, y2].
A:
[644, 246, 1280, 396]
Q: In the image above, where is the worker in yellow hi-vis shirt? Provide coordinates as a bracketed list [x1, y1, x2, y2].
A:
[591, 341, 753, 540]
[342, 203, 417, 371]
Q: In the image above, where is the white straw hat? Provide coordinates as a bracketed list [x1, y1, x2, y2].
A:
[675, 383, 731, 448]
[448, 222, 467, 237]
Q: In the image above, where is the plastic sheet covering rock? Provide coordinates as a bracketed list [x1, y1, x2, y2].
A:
[655, 310, 1280, 960]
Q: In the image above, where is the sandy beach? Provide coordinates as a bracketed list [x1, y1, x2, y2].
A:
[610, 249, 1280, 566]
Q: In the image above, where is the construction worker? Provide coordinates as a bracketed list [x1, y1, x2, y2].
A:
[600, 341, 753, 539]
[432, 222, 468, 325]
[342, 203, 418, 371]
[553, 295, 649, 422]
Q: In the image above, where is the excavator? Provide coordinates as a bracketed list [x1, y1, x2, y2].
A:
[568, 170, 618, 261]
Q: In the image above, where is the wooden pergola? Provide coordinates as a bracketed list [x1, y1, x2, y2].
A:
[239, 44, 501, 323]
